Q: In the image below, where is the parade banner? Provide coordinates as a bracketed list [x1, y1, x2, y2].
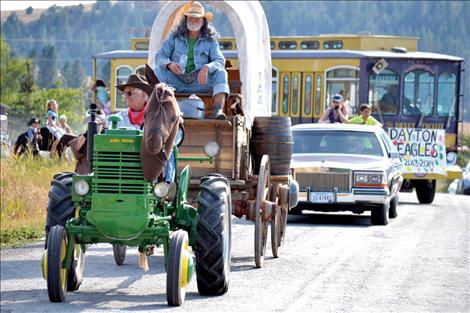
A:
[388, 128, 446, 175]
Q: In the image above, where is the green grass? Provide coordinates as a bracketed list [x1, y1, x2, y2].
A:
[0, 155, 74, 248]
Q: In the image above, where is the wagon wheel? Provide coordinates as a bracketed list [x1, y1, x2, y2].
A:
[255, 155, 270, 268]
[270, 183, 283, 258]
[271, 200, 288, 258]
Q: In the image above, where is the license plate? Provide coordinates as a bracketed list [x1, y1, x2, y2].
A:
[309, 192, 334, 203]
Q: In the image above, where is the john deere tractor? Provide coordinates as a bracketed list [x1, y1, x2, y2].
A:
[41, 109, 231, 306]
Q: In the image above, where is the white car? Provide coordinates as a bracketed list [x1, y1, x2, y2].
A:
[290, 124, 403, 225]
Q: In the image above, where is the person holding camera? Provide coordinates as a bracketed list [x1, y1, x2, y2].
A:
[319, 94, 349, 124]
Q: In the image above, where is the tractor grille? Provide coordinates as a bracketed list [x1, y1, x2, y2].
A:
[93, 151, 149, 194]
[296, 172, 350, 192]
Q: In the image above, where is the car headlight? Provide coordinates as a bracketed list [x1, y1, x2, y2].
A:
[153, 182, 169, 198]
[204, 141, 219, 157]
[354, 172, 385, 187]
[74, 179, 90, 196]
[446, 151, 457, 166]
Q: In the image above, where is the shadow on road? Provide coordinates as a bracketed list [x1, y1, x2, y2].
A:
[287, 212, 371, 227]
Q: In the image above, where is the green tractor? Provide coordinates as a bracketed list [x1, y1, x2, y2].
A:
[41, 110, 231, 306]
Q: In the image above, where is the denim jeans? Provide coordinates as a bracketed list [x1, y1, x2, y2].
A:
[155, 67, 229, 97]
[163, 152, 176, 183]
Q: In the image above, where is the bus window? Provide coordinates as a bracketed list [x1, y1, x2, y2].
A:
[404, 70, 434, 116]
[115, 66, 132, 109]
[135, 65, 145, 76]
[272, 68, 279, 114]
[323, 40, 343, 49]
[292, 74, 300, 115]
[281, 74, 290, 114]
[437, 72, 457, 117]
[304, 75, 312, 115]
[279, 41, 297, 50]
[219, 41, 233, 50]
[369, 69, 399, 115]
[270, 41, 275, 50]
[135, 42, 149, 51]
[315, 75, 322, 116]
[300, 40, 320, 49]
[325, 67, 359, 112]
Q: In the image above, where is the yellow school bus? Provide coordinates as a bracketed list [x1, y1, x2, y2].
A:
[93, 34, 464, 204]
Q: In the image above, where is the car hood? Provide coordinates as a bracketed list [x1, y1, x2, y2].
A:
[291, 154, 386, 171]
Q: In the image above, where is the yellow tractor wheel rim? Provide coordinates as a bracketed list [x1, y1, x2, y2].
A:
[60, 237, 67, 290]
[180, 240, 189, 288]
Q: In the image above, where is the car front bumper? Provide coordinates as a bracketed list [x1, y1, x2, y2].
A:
[297, 188, 390, 211]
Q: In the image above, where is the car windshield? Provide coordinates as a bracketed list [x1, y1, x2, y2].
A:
[293, 130, 384, 157]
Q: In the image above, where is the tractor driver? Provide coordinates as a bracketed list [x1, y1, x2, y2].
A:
[154, 1, 229, 120]
[108, 74, 154, 130]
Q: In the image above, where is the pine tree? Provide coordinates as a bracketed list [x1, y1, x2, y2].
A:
[37, 44, 58, 89]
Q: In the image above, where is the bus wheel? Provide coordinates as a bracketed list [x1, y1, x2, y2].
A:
[416, 180, 436, 204]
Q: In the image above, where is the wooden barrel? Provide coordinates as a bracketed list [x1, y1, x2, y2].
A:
[250, 116, 293, 175]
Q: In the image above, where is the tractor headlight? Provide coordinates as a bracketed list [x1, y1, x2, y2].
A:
[153, 182, 169, 198]
[204, 141, 219, 157]
[446, 151, 457, 166]
[74, 179, 90, 196]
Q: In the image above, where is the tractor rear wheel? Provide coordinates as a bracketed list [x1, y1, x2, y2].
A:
[45, 172, 76, 248]
[47, 225, 68, 302]
[167, 230, 192, 306]
[113, 244, 126, 265]
[196, 175, 231, 296]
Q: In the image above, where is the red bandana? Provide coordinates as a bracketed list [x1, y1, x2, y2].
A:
[128, 105, 146, 126]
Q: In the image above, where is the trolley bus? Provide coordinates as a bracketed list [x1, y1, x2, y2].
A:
[93, 34, 464, 204]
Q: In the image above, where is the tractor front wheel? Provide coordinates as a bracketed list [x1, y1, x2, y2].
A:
[195, 174, 231, 296]
[167, 230, 193, 306]
[67, 244, 85, 291]
[113, 244, 126, 265]
[47, 225, 68, 302]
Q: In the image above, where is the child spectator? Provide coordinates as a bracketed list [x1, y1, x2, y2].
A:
[45, 99, 66, 156]
[92, 79, 111, 115]
[59, 115, 72, 134]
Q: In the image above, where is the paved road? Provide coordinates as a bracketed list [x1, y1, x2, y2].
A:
[1, 192, 469, 312]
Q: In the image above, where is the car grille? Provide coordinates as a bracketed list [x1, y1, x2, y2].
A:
[93, 151, 150, 194]
[296, 172, 350, 192]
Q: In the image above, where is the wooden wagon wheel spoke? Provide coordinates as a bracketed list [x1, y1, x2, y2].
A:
[271, 184, 288, 258]
[255, 155, 270, 268]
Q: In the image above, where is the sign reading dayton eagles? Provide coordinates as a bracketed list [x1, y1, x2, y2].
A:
[388, 128, 446, 175]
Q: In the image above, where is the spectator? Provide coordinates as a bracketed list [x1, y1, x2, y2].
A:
[319, 94, 349, 123]
[92, 79, 111, 115]
[59, 115, 72, 134]
[348, 103, 383, 127]
[13, 117, 41, 157]
[45, 99, 66, 156]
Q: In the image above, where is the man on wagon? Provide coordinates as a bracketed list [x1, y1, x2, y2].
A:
[154, 1, 229, 120]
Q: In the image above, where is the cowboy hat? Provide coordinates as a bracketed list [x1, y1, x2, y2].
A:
[27, 117, 40, 126]
[115, 74, 153, 97]
[181, 1, 213, 20]
[140, 83, 183, 182]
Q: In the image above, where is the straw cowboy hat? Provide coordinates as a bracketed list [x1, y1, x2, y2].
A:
[115, 74, 153, 97]
[140, 83, 183, 182]
[181, 1, 213, 20]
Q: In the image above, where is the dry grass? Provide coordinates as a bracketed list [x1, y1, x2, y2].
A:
[0, 155, 74, 247]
